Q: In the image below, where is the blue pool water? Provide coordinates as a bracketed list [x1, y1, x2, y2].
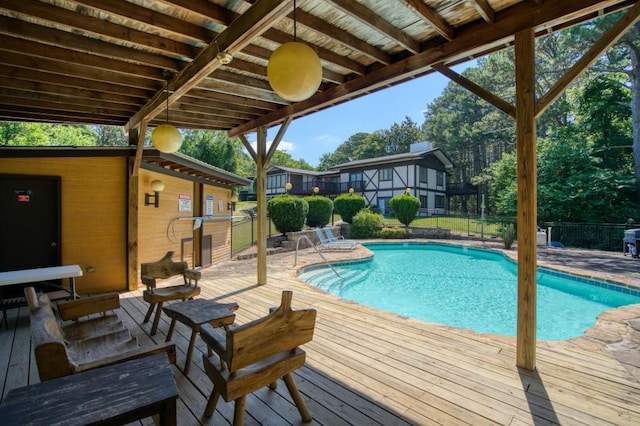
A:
[299, 243, 640, 340]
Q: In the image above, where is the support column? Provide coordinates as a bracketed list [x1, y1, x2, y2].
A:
[515, 28, 537, 370]
[255, 126, 268, 285]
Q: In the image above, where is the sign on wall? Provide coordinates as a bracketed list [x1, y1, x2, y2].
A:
[205, 195, 214, 216]
[178, 193, 192, 212]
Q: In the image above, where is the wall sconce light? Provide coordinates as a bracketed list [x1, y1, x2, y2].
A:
[285, 182, 292, 194]
[145, 179, 165, 208]
[227, 194, 238, 212]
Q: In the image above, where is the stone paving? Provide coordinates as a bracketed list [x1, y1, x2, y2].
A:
[221, 238, 640, 381]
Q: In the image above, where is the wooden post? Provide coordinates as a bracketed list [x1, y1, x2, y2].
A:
[127, 126, 145, 291]
[256, 126, 268, 285]
[515, 28, 537, 370]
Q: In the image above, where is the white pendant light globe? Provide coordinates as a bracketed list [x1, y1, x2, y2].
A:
[151, 124, 183, 153]
[267, 41, 322, 102]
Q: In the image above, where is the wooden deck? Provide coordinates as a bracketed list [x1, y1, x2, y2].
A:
[2, 244, 640, 425]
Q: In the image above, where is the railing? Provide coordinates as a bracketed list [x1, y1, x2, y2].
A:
[293, 235, 341, 278]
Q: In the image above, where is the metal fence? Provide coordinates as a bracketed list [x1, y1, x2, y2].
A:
[231, 209, 632, 254]
[539, 222, 631, 252]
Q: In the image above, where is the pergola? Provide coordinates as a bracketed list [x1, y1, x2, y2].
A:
[1, 0, 638, 371]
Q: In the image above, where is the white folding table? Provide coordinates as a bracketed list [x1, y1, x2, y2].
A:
[0, 265, 83, 328]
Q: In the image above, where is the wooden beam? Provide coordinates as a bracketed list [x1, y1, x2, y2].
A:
[238, 134, 257, 163]
[404, 0, 456, 41]
[515, 28, 537, 371]
[125, 0, 291, 132]
[536, 1, 640, 118]
[256, 126, 268, 285]
[265, 117, 293, 165]
[432, 63, 515, 117]
[471, 0, 496, 24]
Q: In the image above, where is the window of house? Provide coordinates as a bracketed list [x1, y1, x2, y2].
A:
[420, 195, 428, 208]
[349, 172, 363, 190]
[267, 174, 285, 189]
[435, 194, 445, 209]
[379, 168, 392, 181]
[419, 167, 428, 183]
[436, 171, 444, 186]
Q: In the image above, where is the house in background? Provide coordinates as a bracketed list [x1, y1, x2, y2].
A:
[264, 142, 454, 216]
[332, 142, 454, 216]
[0, 147, 250, 294]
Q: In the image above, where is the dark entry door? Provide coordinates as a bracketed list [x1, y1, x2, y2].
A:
[0, 175, 61, 272]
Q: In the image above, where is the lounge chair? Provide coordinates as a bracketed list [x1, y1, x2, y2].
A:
[314, 228, 356, 250]
[322, 227, 359, 248]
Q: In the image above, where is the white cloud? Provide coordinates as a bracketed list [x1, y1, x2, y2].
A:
[248, 139, 296, 153]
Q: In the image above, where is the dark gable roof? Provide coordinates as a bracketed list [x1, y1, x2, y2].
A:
[0, 146, 250, 186]
[333, 148, 455, 170]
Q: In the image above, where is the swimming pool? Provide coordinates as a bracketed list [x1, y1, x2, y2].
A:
[298, 243, 640, 340]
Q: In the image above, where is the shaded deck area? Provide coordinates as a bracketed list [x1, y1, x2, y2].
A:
[2, 241, 640, 425]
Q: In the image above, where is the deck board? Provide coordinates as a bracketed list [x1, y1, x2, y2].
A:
[2, 244, 640, 425]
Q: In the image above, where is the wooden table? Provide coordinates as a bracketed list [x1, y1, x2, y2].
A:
[0, 353, 178, 426]
[163, 298, 238, 374]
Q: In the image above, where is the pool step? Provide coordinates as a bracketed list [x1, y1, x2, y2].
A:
[304, 268, 370, 293]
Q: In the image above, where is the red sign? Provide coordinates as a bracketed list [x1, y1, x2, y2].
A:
[17, 194, 30, 202]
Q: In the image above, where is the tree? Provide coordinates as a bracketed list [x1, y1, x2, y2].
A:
[389, 194, 421, 227]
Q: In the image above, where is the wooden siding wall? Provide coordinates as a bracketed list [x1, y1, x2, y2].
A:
[0, 157, 127, 294]
[137, 170, 232, 281]
[138, 170, 195, 269]
[201, 184, 233, 265]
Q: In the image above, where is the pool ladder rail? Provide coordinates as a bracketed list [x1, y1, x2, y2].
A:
[294, 235, 341, 279]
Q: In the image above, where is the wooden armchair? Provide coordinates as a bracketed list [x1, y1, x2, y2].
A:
[141, 251, 201, 336]
[200, 291, 316, 425]
[24, 286, 176, 382]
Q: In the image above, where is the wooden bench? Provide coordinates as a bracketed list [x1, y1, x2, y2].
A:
[141, 251, 201, 336]
[200, 291, 316, 425]
[24, 286, 176, 382]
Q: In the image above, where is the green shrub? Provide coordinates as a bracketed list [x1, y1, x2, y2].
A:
[379, 227, 409, 239]
[304, 195, 333, 227]
[267, 195, 308, 234]
[351, 208, 385, 238]
[389, 194, 420, 227]
[333, 193, 366, 224]
[500, 223, 515, 249]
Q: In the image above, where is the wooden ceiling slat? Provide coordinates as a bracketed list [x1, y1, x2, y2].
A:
[72, 0, 214, 43]
[327, 0, 421, 54]
[1, 0, 198, 59]
[0, 51, 158, 91]
[0, 16, 182, 71]
[0, 35, 164, 82]
[0, 65, 152, 99]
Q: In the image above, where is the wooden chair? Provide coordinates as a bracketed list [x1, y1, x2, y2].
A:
[200, 291, 316, 425]
[141, 251, 201, 336]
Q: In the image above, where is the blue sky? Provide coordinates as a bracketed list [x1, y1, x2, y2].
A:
[247, 62, 474, 167]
